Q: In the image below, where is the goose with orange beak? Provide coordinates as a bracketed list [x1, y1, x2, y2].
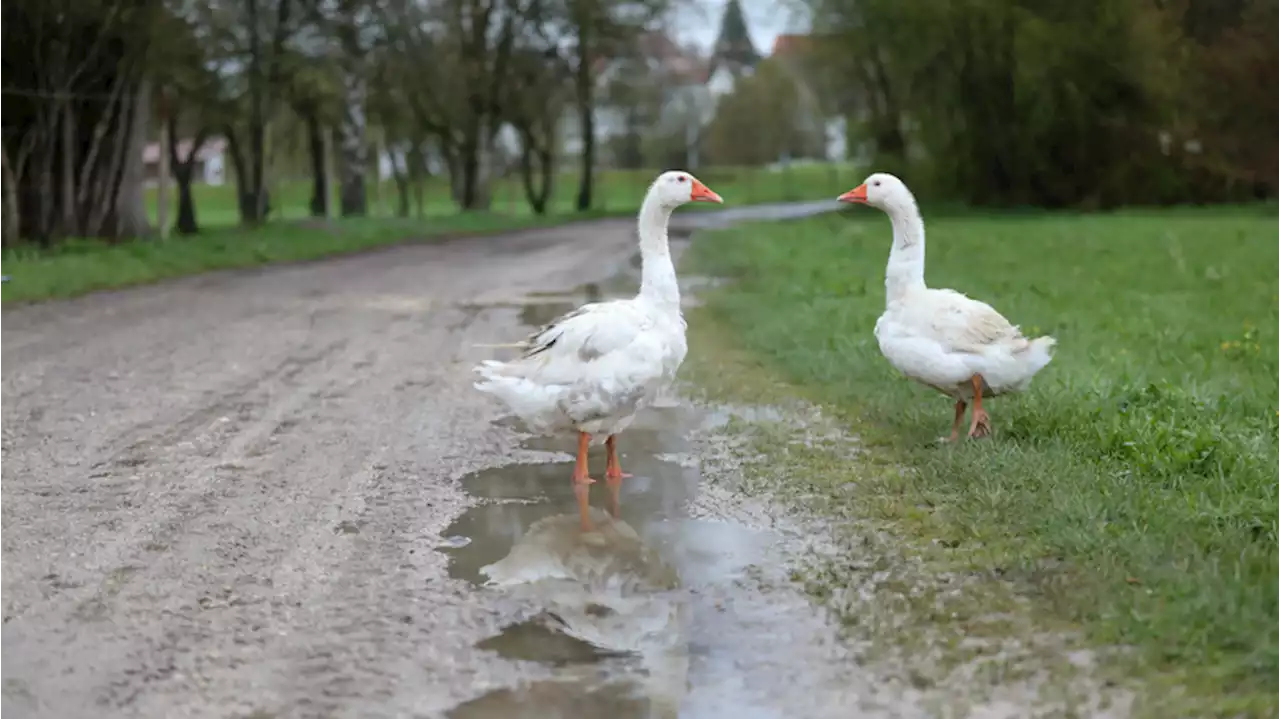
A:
[838, 172, 1056, 440]
[475, 171, 723, 529]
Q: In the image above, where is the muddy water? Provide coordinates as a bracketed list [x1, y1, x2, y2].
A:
[442, 203, 889, 718]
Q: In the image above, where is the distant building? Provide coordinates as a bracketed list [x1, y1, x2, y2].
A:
[559, 31, 714, 166]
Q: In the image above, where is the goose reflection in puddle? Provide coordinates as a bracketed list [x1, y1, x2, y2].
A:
[447, 509, 690, 719]
[441, 413, 779, 718]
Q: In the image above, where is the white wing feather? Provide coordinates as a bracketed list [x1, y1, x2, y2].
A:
[922, 289, 1028, 354]
[473, 298, 684, 434]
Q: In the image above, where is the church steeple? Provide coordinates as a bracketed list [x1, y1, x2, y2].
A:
[712, 0, 760, 71]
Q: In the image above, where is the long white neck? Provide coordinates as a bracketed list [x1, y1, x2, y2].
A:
[636, 192, 680, 310]
[884, 200, 927, 304]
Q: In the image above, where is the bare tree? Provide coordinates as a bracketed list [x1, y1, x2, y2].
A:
[279, 37, 343, 218]
[306, 0, 381, 216]
[1, 0, 161, 243]
[544, 0, 671, 211]
[182, 0, 300, 225]
[376, 0, 522, 211]
[505, 47, 570, 214]
[152, 6, 231, 235]
[1, 131, 37, 247]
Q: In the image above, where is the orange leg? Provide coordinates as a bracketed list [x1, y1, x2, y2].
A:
[947, 399, 967, 442]
[572, 432, 597, 530]
[604, 435, 631, 518]
[967, 375, 992, 439]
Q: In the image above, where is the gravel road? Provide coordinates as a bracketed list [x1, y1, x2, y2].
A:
[5, 205, 909, 719]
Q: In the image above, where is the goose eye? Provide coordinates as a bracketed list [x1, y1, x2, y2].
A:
[873, 180, 881, 187]
[677, 176, 687, 183]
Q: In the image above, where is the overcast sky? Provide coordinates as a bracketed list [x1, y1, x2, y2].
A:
[668, 0, 809, 57]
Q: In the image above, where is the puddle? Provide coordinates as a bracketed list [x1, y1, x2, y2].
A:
[439, 398, 879, 718]
[518, 301, 578, 331]
[446, 678, 659, 719]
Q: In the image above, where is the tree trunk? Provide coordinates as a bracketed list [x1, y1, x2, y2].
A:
[1, 147, 19, 247]
[168, 118, 207, 235]
[390, 149, 410, 218]
[338, 67, 368, 217]
[225, 127, 255, 225]
[37, 103, 57, 242]
[538, 147, 554, 211]
[443, 145, 461, 206]
[459, 130, 479, 209]
[408, 140, 425, 218]
[59, 102, 77, 235]
[175, 173, 197, 234]
[7, 5, 156, 244]
[574, 37, 595, 212]
[247, 117, 268, 225]
[156, 109, 170, 240]
[88, 74, 152, 239]
[306, 111, 328, 217]
[455, 116, 494, 211]
[107, 78, 152, 238]
[518, 132, 554, 215]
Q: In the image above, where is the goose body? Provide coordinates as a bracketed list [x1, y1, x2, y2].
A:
[839, 173, 1056, 439]
[474, 171, 723, 527]
[874, 288, 1056, 401]
[474, 297, 688, 439]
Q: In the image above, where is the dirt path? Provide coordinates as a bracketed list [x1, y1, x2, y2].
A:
[4, 205, 899, 719]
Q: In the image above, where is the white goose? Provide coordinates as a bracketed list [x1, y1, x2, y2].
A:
[474, 171, 723, 529]
[838, 173, 1056, 440]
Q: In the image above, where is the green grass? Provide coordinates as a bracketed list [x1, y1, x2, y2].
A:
[686, 205, 1279, 715]
[0, 213, 592, 303]
[145, 163, 855, 227]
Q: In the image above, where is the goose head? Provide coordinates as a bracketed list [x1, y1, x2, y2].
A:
[650, 170, 723, 209]
[838, 172, 917, 215]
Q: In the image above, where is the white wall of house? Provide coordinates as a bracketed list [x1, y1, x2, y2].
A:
[706, 65, 740, 99]
[824, 116, 847, 162]
[202, 153, 226, 185]
[142, 139, 229, 187]
[560, 105, 629, 159]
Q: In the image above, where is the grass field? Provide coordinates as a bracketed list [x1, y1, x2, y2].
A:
[144, 164, 854, 227]
[686, 205, 1279, 714]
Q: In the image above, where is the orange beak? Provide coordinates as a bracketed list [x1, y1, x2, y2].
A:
[690, 179, 724, 204]
[838, 184, 868, 204]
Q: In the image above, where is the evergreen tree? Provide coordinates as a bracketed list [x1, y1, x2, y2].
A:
[713, 0, 759, 70]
